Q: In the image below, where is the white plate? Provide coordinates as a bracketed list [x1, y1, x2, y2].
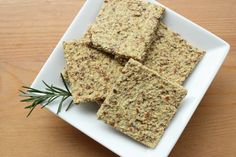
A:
[31, 0, 230, 156]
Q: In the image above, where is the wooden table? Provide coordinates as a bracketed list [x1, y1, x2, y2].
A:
[1, 0, 235, 156]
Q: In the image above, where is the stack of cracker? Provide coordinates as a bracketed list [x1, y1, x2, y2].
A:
[63, 0, 204, 148]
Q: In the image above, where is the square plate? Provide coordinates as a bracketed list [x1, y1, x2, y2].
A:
[31, 0, 230, 156]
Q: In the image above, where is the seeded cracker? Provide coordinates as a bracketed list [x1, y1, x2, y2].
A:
[85, 0, 165, 61]
[144, 23, 205, 84]
[63, 40, 123, 103]
[97, 59, 187, 148]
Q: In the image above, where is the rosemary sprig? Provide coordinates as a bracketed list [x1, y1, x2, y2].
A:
[19, 73, 74, 117]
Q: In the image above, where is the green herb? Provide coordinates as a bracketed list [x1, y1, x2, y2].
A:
[19, 73, 73, 117]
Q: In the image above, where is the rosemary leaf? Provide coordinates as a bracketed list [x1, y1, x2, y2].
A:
[41, 96, 59, 109]
[57, 96, 68, 114]
[66, 100, 74, 111]
[26, 101, 38, 117]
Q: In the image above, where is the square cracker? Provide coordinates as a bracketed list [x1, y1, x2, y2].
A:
[97, 59, 187, 148]
[85, 0, 165, 61]
[144, 23, 205, 84]
[63, 40, 123, 103]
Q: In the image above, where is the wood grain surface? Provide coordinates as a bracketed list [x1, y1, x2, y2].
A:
[0, 0, 236, 156]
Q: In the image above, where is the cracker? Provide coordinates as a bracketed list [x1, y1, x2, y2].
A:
[63, 40, 123, 103]
[85, 0, 165, 61]
[144, 23, 205, 84]
[97, 59, 187, 148]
